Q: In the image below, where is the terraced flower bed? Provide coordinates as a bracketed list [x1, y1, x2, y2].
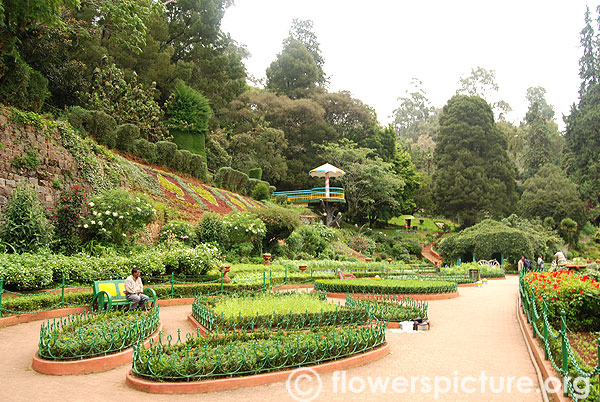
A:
[38, 308, 160, 360]
[131, 322, 387, 382]
[192, 292, 369, 332]
[345, 294, 428, 322]
[314, 278, 457, 295]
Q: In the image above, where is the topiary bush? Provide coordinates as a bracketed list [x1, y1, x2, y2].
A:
[248, 167, 262, 180]
[88, 110, 118, 148]
[0, 186, 52, 253]
[133, 138, 158, 164]
[249, 204, 301, 249]
[251, 182, 270, 201]
[156, 141, 178, 167]
[215, 167, 249, 193]
[115, 124, 140, 153]
[189, 154, 207, 181]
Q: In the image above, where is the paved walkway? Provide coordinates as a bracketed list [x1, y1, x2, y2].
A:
[0, 276, 541, 402]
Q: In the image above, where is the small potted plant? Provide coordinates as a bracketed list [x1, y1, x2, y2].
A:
[262, 253, 272, 265]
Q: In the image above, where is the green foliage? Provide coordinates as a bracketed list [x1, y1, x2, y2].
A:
[133, 138, 158, 164]
[223, 212, 266, 251]
[251, 182, 270, 201]
[215, 166, 249, 193]
[39, 309, 160, 360]
[0, 252, 54, 289]
[67, 107, 118, 148]
[51, 185, 86, 254]
[320, 140, 405, 225]
[249, 204, 301, 248]
[195, 212, 229, 250]
[0, 53, 50, 112]
[172, 130, 206, 159]
[440, 262, 505, 278]
[158, 220, 196, 246]
[81, 189, 155, 246]
[248, 167, 262, 180]
[314, 278, 457, 294]
[162, 243, 220, 276]
[156, 141, 177, 166]
[560, 217, 578, 245]
[437, 217, 562, 264]
[86, 59, 167, 142]
[115, 124, 140, 153]
[266, 38, 319, 99]
[518, 164, 586, 235]
[11, 150, 40, 170]
[286, 223, 335, 257]
[189, 153, 207, 181]
[166, 82, 212, 134]
[432, 95, 517, 226]
[0, 186, 52, 253]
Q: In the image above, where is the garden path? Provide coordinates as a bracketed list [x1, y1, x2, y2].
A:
[0, 276, 542, 401]
[422, 242, 442, 266]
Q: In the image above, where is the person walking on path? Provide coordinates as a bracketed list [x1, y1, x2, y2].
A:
[124, 268, 149, 310]
[537, 255, 544, 270]
[518, 256, 525, 273]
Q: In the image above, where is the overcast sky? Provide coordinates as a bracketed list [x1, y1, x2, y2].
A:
[221, 1, 593, 130]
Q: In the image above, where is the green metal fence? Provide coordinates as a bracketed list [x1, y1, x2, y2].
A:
[519, 273, 600, 398]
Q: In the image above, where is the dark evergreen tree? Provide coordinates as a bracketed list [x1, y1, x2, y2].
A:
[432, 95, 517, 226]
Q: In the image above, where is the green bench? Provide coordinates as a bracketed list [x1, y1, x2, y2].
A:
[92, 280, 157, 311]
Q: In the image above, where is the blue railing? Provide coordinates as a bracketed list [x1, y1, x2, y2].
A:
[271, 187, 345, 203]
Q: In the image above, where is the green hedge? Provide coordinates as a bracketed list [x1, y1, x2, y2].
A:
[0, 245, 219, 290]
[314, 278, 457, 294]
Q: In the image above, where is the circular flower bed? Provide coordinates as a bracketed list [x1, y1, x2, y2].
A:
[38, 308, 160, 360]
[314, 278, 457, 295]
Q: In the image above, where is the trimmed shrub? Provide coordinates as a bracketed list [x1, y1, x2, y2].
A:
[314, 278, 457, 295]
[251, 182, 270, 201]
[249, 204, 301, 248]
[156, 141, 178, 167]
[133, 138, 158, 164]
[66, 106, 92, 134]
[248, 167, 262, 180]
[189, 154, 207, 181]
[215, 167, 249, 193]
[166, 82, 212, 134]
[115, 123, 140, 153]
[88, 110, 117, 148]
[0, 186, 52, 253]
[196, 212, 229, 250]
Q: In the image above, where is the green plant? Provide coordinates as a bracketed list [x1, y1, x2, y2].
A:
[249, 204, 301, 248]
[39, 308, 159, 360]
[115, 123, 140, 153]
[11, 150, 40, 170]
[223, 212, 266, 252]
[133, 138, 158, 164]
[162, 243, 220, 276]
[215, 166, 249, 193]
[195, 212, 229, 251]
[251, 182, 270, 201]
[248, 167, 262, 180]
[51, 185, 86, 255]
[0, 186, 52, 253]
[314, 278, 457, 295]
[156, 141, 177, 166]
[166, 82, 212, 134]
[81, 189, 156, 246]
[158, 220, 196, 246]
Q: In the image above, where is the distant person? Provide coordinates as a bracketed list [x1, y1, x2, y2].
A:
[554, 251, 567, 266]
[518, 256, 525, 272]
[125, 268, 149, 310]
[524, 257, 532, 272]
[537, 255, 545, 270]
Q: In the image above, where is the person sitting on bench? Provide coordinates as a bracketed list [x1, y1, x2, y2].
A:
[125, 268, 149, 310]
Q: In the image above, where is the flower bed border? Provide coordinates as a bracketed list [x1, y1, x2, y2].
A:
[324, 291, 459, 301]
[125, 341, 390, 394]
[31, 323, 163, 375]
[516, 298, 570, 402]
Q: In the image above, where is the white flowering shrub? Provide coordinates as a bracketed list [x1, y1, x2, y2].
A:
[162, 243, 220, 276]
[223, 212, 266, 249]
[81, 189, 156, 246]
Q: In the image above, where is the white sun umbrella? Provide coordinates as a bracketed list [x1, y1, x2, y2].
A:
[309, 163, 345, 198]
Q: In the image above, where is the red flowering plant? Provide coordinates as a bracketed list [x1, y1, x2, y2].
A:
[523, 270, 600, 331]
[50, 186, 87, 255]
